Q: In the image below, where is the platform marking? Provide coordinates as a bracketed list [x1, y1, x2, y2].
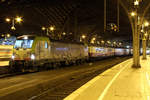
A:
[147, 96, 150, 100]
[146, 72, 150, 86]
[98, 62, 131, 100]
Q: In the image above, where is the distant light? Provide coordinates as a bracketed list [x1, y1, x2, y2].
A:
[130, 12, 136, 17]
[141, 29, 144, 32]
[144, 21, 149, 27]
[24, 36, 28, 40]
[145, 33, 148, 37]
[113, 41, 116, 44]
[42, 27, 46, 31]
[134, 0, 139, 6]
[5, 18, 10, 22]
[101, 40, 104, 43]
[80, 39, 82, 42]
[1, 34, 4, 37]
[15, 16, 22, 23]
[91, 40, 94, 44]
[119, 42, 122, 45]
[82, 35, 86, 39]
[107, 41, 111, 44]
[11, 26, 16, 30]
[92, 37, 96, 41]
[62, 32, 66, 35]
[49, 26, 55, 31]
[7, 34, 10, 37]
[126, 46, 130, 48]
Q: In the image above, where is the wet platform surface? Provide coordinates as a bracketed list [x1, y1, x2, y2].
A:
[64, 57, 150, 100]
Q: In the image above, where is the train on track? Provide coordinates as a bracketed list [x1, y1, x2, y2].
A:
[6, 35, 132, 72]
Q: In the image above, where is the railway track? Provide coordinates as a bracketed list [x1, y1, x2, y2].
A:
[30, 68, 108, 100]
[28, 57, 130, 100]
[0, 56, 130, 100]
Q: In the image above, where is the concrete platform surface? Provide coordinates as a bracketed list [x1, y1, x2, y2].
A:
[64, 57, 150, 100]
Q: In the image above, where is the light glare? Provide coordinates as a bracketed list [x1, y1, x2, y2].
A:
[130, 12, 136, 17]
[31, 54, 35, 60]
[11, 55, 15, 59]
[24, 36, 28, 40]
[82, 35, 86, 39]
[62, 32, 66, 35]
[11, 26, 16, 30]
[15, 17, 22, 23]
[42, 27, 46, 31]
[50, 26, 55, 31]
[144, 22, 149, 27]
[134, 0, 139, 6]
[7, 34, 10, 37]
[5, 18, 10, 22]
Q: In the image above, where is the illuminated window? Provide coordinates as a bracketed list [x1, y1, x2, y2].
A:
[45, 41, 48, 48]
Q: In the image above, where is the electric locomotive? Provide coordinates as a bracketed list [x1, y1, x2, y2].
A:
[9, 35, 132, 72]
[10, 35, 88, 71]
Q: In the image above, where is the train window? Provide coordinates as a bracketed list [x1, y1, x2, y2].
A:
[14, 39, 33, 48]
[45, 41, 48, 48]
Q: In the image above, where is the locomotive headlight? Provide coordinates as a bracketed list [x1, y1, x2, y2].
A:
[11, 55, 15, 60]
[31, 54, 35, 60]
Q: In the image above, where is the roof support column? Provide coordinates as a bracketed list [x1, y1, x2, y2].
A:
[132, 9, 141, 68]
[142, 38, 147, 60]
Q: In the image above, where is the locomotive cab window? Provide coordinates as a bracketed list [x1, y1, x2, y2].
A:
[14, 36, 35, 49]
[14, 39, 34, 49]
[45, 41, 48, 49]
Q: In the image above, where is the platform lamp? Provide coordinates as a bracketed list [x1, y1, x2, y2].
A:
[101, 40, 105, 47]
[113, 41, 116, 47]
[5, 16, 23, 30]
[80, 34, 86, 43]
[41, 26, 48, 36]
[42, 26, 53, 35]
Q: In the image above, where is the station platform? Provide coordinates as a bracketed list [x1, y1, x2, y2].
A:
[64, 57, 150, 100]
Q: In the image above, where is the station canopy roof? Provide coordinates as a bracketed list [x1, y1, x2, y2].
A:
[0, 0, 149, 43]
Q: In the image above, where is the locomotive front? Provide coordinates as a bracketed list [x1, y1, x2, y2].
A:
[10, 35, 35, 68]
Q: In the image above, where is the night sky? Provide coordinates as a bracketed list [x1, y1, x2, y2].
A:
[0, 0, 135, 43]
